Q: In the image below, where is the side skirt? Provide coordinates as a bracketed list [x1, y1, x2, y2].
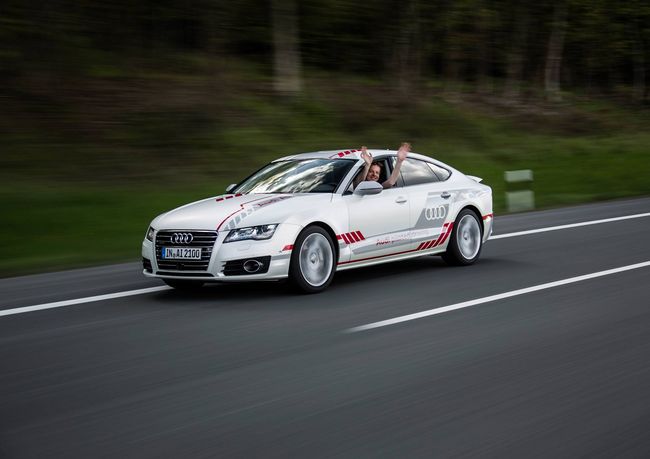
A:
[336, 246, 447, 271]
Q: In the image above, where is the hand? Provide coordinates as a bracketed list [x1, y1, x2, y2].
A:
[397, 142, 411, 162]
[360, 146, 372, 165]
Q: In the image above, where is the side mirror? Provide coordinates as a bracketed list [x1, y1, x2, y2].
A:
[225, 183, 237, 193]
[354, 181, 383, 196]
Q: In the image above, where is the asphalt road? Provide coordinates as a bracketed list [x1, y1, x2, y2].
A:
[1, 197, 650, 458]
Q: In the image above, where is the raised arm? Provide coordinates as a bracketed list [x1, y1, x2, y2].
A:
[382, 142, 411, 189]
[352, 146, 373, 188]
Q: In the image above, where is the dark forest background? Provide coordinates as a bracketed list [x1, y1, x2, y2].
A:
[3, 0, 650, 98]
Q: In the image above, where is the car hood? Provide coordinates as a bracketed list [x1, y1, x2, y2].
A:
[151, 193, 332, 231]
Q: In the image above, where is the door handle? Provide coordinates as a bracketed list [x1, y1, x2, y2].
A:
[441, 191, 451, 199]
[395, 196, 407, 204]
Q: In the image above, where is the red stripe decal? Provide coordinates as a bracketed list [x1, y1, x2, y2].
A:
[439, 223, 454, 245]
[433, 223, 450, 246]
[225, 195, 234, 199]
[355, 231, 365, 240]
[339, 224, 453, 265]
[439, 226, 451, 243]
[330, 149, 359, 158]
[282, 244, 294, 251]
[215, 196, 271, 231]
[336, 234, 343, 240]
[216, 208, 243, 230]
[349, 232, 360, 242]
[235, 193, 243, 197]
[422, 223, 449, 250]
[416, 242, 426, 250]
[341, 233, 351, 244]
[216, 197, 224, 202]
[482, 213, 493, 220]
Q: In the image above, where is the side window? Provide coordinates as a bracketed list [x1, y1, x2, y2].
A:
[388, 157, 404, 187]
[345, 158, 391, 193]
[376, 159, 389, 184]
[427, 162, 451, 181]
[344, 168, 363, 194]
[400, 158, 440, 186]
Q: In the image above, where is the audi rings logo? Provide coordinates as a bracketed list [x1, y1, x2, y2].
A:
[172, 232, 194, 244]
[424, 206, 446, 221]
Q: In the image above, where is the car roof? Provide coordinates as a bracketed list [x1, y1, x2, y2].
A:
[273, 149, 440, 163]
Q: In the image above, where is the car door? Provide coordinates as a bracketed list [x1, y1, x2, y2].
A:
[399, 158, 453, 250]
[344, 158, 411, 262]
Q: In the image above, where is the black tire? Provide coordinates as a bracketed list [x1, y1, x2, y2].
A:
[163, 279, 205, 291]
[288, 226, 336, 293]
[442, 208, 483, 266]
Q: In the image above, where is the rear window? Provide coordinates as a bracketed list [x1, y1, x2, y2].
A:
[427, 162, 451, 181]
[400, 158, 440, 186]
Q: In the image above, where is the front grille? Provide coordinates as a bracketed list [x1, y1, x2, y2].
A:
[223, 256, 271, 276]
[155, 230, 218, 272]
[142, 257, 153, 273]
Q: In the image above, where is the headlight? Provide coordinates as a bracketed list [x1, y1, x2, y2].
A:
[146, 226, 155, 241]
[224, 224, 278, 243]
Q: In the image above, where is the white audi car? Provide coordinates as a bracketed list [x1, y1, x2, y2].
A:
[142, 148, 493, 293]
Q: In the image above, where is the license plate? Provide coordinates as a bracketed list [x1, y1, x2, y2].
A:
[162, 247, 202, 260]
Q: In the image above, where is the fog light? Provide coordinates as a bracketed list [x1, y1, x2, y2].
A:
[243, 259, 262, 273]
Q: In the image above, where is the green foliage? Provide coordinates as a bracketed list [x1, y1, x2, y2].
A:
[0, 185, 223, 275]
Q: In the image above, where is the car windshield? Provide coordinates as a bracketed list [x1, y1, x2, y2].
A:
[234, 159, 355, 194]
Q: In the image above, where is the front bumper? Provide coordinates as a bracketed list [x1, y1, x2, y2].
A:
[141, 223, 301, 282]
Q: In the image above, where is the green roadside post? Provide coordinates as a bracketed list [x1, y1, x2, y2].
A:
[505, 169, 535, 212]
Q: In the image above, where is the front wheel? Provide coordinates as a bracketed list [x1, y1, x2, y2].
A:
[289, 226, 336, 293]
[442, 209, 483, 266]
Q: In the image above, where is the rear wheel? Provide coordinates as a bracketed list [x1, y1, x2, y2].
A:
[289, 226, 336, 293]
[442, 209, 483, 266]
[163, 279, 205, 291]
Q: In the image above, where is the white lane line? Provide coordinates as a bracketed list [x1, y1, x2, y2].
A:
[491, 212, 650, 240]
[345, 261, 650, 333]
[2, 211, 649, 319]
[0, 286, 172, 318]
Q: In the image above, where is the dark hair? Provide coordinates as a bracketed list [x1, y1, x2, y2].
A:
[370, 161, 383, 169]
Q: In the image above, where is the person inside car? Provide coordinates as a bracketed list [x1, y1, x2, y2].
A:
[353, 142, 411, 189]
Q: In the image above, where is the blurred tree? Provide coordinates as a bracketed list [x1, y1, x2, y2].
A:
[271, 0, 302, 95]
[475, 0, 498, 94]
[545, 1, 568, 101]
[391, 0, 421, 94]
[1, 0, 648, 101]
[441, 1, 465, 89]
[628, 0, 650, 102]
[504, 1, 530, 100]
